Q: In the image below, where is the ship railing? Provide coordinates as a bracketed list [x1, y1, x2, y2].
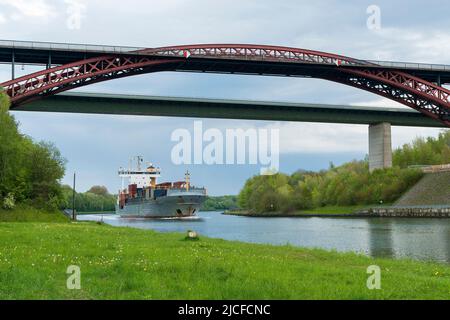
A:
[168, 187, 207, 194]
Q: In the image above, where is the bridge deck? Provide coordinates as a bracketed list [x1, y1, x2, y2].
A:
[12, 92, 446, 128]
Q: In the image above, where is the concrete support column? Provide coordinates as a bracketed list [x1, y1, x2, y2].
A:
[369, 122, 392, 172]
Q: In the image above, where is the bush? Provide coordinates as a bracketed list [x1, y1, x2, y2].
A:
[2, 193, 15, 210]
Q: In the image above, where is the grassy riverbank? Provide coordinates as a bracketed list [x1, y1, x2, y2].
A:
[0, 205, 69, 222]
[0, 221, 449, 299]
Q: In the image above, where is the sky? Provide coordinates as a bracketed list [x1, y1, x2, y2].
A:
[0, 0, 449, 195]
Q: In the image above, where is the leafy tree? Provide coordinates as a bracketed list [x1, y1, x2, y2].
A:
[0, 91, 66, 210]
[62, 185, 117, 212]
[201, 195, 238, 211]
[238, 173, 295, 213]
[87, 185, 109, 196]
[393, 131, 450, 167]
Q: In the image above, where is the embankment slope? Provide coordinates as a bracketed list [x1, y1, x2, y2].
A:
[394, 172, 450, 206]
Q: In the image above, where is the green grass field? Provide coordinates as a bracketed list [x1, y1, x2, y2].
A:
[0, 220, 449, 299]
[296, 205, 370, 214]
[0, 205, 69, 222]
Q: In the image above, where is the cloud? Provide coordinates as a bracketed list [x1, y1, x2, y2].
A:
[350, 97, 406, 109]
[259, 121, 443, 155]
[357, 27, 450, 64]
[0, 0, 57, 20]
[264, 122, 368, 154]
[391, 126, 443, 150]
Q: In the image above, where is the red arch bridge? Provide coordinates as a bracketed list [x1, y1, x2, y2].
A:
[1, 40, 450, 171]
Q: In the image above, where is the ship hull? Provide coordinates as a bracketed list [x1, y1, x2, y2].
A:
[116, 192, 206, 218]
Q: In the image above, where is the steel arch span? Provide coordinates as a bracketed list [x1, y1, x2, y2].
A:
[1, 44, 450, 127]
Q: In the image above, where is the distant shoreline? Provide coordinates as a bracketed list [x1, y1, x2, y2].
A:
[223, 210, 368, 218]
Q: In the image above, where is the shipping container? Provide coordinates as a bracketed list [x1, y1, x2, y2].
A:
[154, 189, 167, 198]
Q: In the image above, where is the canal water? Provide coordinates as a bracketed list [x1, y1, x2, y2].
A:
[78, 211, 450, 263]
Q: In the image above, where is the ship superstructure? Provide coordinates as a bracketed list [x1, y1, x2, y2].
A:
[116, 156, 207, 218]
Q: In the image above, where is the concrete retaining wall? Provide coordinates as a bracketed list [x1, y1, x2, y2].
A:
[359, 207, 450, 217]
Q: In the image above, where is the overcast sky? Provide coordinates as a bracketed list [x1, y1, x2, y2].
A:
[0, 0, 448, 195]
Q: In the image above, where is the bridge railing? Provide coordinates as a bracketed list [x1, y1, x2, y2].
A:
[0, 39, 141, 54]
[367, 59, 450, 72]
[3, 40, 450, 72]
[143, 45, 373, 67]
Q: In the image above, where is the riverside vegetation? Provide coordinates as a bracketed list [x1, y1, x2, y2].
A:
[201, 195, 239, 211]
[0, 92, 66, 214]
[237, 131, 450, 215]
[62, 185, 117, 213]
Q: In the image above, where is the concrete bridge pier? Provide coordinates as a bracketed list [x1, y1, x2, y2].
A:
[369, 122, 392, 172]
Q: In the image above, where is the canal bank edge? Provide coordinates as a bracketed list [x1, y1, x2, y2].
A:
[224, 206, 450, 218]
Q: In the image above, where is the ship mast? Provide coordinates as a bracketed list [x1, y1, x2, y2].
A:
[185, 170, 190, 191]
[136, 155, 143, 171]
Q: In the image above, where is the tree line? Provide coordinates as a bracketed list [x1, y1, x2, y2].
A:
[1, 91, 118, 213]
[201, 195, 239, 211]
[61, 185, 117, 213]
[238, 130, 450, 214]
[393, 131, 450, 168]
[0, 92, 66, 211]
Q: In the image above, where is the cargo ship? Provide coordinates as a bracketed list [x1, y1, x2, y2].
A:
[116, 157, 207, 218]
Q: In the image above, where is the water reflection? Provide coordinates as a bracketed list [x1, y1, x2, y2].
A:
[367, 219, 394, 258]
[446, 229, 450, 262]
[78, 212, 450, 263]
[389, 219, 450, 263]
